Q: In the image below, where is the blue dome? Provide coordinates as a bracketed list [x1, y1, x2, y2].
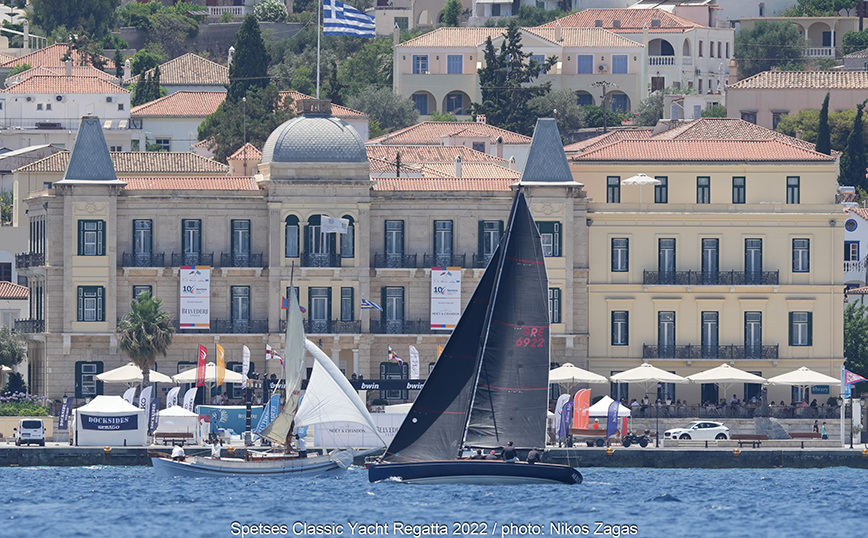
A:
[261, 114, 367, 164]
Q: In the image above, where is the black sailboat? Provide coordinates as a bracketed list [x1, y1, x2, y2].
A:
[368, 189, 582, 485]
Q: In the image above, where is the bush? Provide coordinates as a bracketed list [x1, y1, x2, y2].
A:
[254, 0, 288, 23]
[0, 391, 51, 416]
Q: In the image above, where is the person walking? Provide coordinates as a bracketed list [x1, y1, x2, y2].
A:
[812, 420, 819, 434]
[821, 422, 828, 440]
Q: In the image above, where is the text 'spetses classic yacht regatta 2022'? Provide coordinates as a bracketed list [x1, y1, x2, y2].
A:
[369, 121, 583, 484]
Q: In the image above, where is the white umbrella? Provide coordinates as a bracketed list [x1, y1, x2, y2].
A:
[687, 363, 767, 400]
[549, 363, 608, 384]
[766, 366, 839, 387]
[96, 362, 174, 384]
[173, 362, 244, 384]
[611, 363, 688, 446]
[621, 173, 661, 203]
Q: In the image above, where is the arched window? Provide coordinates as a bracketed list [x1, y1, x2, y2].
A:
[285, 215, 299, 258]
[341, 215, 355, 258]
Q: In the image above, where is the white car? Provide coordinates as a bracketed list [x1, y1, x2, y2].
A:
[664, 421, 730, 440]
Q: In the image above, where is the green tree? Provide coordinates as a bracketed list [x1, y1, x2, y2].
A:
[30, 0, 120, 41]
[220, 11, 235, 23]
[702, 104, 727, 118]
[784, 0, 858, 16]
[471, 22, 557, 135]
[1, 190, 12, 223]
[528, 89, 588, 132]
[734, 20, 805, 79]
[844, 302, 868, 388]
[484, 5, 566, 27]
[430, 110, 458, 121]
[442, 0, 462, 27]
[840, 100, 868, 189]
[0, 326, 26, 369]
[633, 86, 692, 126]
[229, 15, 270, 102]
[113, 49, 124, 79]
[254, 0, 289, 22]
[131, 50, 162, 77]
[117, 291, 175, 389]
[345, 85, 419, 131]
[7, 63, 30, 77]
[774, 108, 868, 151]
[148, 11, 199, 59]
[816, 92, 831, 155]
[336, 37, 393, 100]
[842, 30, 868, 55]
[198, 84, 295, 163]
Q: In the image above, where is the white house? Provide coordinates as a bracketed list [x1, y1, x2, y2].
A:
[844, 208, 868, 288]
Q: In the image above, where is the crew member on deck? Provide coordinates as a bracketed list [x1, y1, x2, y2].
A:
[526, 448, 541, 464]
[485, 450, 499, 460]
[470, 449, 484, 459]
[295, 433, 307, 458]
[171, 443, 186, 462]
[502, 441, 517, 463]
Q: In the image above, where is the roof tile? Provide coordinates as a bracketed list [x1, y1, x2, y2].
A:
[0, 281, 28, 300]
[653, 118, 820, 151]
[279, 91, 367, 118]
[130, 91, 226, 117]
[125, 53, 229, 86]
[229, 143, 262, 160]
[6, 65, 118, 85]
[523, 27, 644, 48]
[366, 144, 511, 164]
[0, 43, 112, 69]
[539, 8, 706, 31]
[369, 121, 531, 145]
[397, 27, 507, 48]
[15, 151, 229, 174]
[373, 177, 515, 191]
[122, 176, 258, 190]
[2, 75, 127, 94]
[564, 128, 652, 153]
[571, 139, 836, 162]
[727, 70, 868, 90]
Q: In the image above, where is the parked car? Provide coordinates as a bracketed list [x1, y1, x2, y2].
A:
[14, 418, 46, 446]
[664, 421, 730, 440]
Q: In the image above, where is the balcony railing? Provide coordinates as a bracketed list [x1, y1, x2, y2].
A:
[302, 252, 340, 268]
[643, 344, 779, 360]
[805, 47, 834, 58]
[643, 270, 779, 286]
[171, 252, 214, 267]
[648, 55, 675, 66]
[845, 259, 866, 274]
[16, 252, 44, 268]
[423, 253, 466, 267]
[14, 319, 44, 333]
[120, 252, 165, 267]
[302, 319, 362, 334]
[472, 253, 496, 268]
[369, 319, 427, 334]
[373, 253, 418, 268]
[220, 252, 264, 268]
[208, 319, 269, 333]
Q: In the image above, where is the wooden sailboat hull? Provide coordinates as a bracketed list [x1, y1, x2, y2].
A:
[368, 460, 582, 485]
[151, 453, 347, 478]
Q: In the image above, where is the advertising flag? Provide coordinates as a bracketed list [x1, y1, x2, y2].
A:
[183, 387, 198, 413]
[242, 345, 251, 378]
[216, 344, 225, 386]
[166, 386, 180, 409]
[58, 396, 74, 430]
[409, 345, 420, 379]
[323, 0, 376, 38]
[139, 386, 153, 430]
[149, 398, 160, 433]
[122, 386, 136, 405]
[320, 215, 349, 234]
[571, 388, 590, 430]
[554, 394, 571, 440]
[844, 367, 866, 385]
[559, 401, 573, 440]
[196, 344, 207, 387]
[437, 344, 443, 358]
[606, 400, 620, 438]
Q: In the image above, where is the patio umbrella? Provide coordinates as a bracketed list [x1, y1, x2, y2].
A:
[611, 363, 688, 446]
[687, 363, 767, 402]
[549, 363, 608, 385]
[766, 366, 839, 387]
[621, 173, 661, 204]
[96, 362, 174, 384]
[173, 362, 244, 384]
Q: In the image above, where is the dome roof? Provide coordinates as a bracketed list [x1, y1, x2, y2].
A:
[261, 114, 367, 164]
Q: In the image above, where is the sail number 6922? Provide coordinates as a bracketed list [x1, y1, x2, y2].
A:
[515, 327, 546, 347]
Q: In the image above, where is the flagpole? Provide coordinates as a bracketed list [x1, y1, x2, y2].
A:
[316, 0, 321, 99]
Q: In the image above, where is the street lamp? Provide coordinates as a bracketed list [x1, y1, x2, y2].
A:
[656, 382, 661, 448]
[591, 80, 617, 133]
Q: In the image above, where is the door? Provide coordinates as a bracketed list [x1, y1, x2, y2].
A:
[745, 239, 762, 284]
[701, 311, 718, 359]
[658, 238, 675, 284]
[744, 312, 762, 358]
[701, 238, 719, 284]
[384, 220, 404, 267]
[658, 311, 675, 358]
[309, 287, 331, 333]
[230, 286, 250, 332]
[231, 220, 250, 266]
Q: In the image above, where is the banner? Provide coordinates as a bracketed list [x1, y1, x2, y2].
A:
[409, 345, 420, 379]
[179, 266, 210, 329]
[560, 401, 573, 439]
[554, 394, 570, 439]
[571, 389, 590, 430]
[196, 344, 207, 387]
[122, 386, 136, 405]
[606, 400, 619, 438]
[80, 414, 139, 431]
[138, 386, 153, 432]
[183, 387, 198, 413]
[312, 414, 404, 449]
[58, 396, 74, 430]
[320, 215, 349, 234]
[149, 398, 160, 433]
[166, 387, 180, 409]
[242, 345, 251, 379]
[254, 394, 281, 436]
[216, 344, 225, 386]
[430, 267, 461, 330]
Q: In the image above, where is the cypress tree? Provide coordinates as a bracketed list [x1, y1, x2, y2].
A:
[228, 15, 269, 102]
[839, 100, 868, 190]
[152, 65, 162, 102]
[815, 92, 831, 155]
[132, 72, 146, 106]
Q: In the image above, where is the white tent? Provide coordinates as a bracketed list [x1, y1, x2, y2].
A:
[154, 405, 200, 444]
[588, 395, 631, 417]
[73, 395, 147, 446]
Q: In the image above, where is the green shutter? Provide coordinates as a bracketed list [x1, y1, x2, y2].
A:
[807, 312, 813, 346]
[381, 286, 387, 323]
[625, 312, 629, 345]
[77, 221, 83, 255]
[327, 287, 333, 320]
[307, 287, 312, 318]
[788, 312, 793, 345]
[478, 220, 484, 259]
[555, 222, 562, 257]
[74, 361, 83, 398]
[625, 238, 629, 271]
[96, 362, 104, 395]
[98, 220, 105, 256]
[77, 287, 83, 321]
[611, 311, 615, 345]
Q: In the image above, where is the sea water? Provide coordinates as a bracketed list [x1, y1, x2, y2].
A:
[1, 466, 860, 538]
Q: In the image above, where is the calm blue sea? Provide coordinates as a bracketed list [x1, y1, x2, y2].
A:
[1, 465, 859, 538]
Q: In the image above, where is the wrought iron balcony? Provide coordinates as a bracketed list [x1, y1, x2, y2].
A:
[373, 253, 417, 268]
[472, 253, 496, 268]
[171, 252, 214, 267]
[14, 319, 44, 333]
[220, 252, 264, 268]
[302, 251, 340, 268]
[369, 319, 426, 334]
[302, 319, 362, 334]
[643, 344, 779, 360]
[423, 253, 466, 267]
[643, 270, 779, 286]
[210, 319, 269, 334]
[120, 252, 165, 267]
[15, 252, 44, 268]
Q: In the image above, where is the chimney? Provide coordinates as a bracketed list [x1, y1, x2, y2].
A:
[796, 129, 803, 140]
[496, 136, 503, 159]
[65, 58, 72, 77]
[23, 21, 29, 52]
[476, 114, 486, 124]
[508, 156, 516, 171]
[396, 152, 401, 178]
[124, 59, 131, 81]
[228, 46, 235, 66]
[454, 155, 462, 178]
[394, 22, 400, 46]
[555, 20, 562, 42]
[727, 59, 738, 86]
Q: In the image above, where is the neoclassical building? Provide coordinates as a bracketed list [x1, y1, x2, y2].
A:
[16, 107, 590, 403]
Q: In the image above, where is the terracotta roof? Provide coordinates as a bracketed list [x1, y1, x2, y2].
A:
[0, 44, 112, 69]
[366, 145, 510, 164]
[847, 286, 868, 294]
[652, 118, 820, 151]
[522, 27, 643, 48]
[6, 65, 119, 85]
[727, 70, 868, 90]
[539, 8, 705, 31]
[373, 177, 515, 191]
[369, 121, 532, 145]
[570, 139, 836, 162]
[2, 75, 127, 94]
[0, 281, 28, 300]
[15, 151, 228, 174]
[564, 129, 652, 153]
[0, 52, 13, 64]
[192, 139, 211, 148]
[122, 176, 258, 190]
[279, 91, 367, 118]
[845, 207, 868, 221]
[130, 91, 226, 117]
[369, 157, 420, 175]
[125, 53, 229, 86]
[415, 162, 520, 179]
[844, 48, 868, 59]
[229, 143, 262, 160]
[397, 27, 506, 48]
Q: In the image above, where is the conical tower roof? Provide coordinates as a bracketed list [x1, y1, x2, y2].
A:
[58, 116, 120, 184]
[519, 118, 577, 184]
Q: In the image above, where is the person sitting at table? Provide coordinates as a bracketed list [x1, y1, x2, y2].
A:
[730, 394, 739, 405]
[630, 399, 640, 409]
[810, 399, 818, 408]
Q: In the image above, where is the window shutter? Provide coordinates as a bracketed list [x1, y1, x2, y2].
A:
[77, 287, 83, 321]
[96, 362, 104, 395]
[610, 239, 616, 272]
[97, 220, 105, 256]
[478, 220, 484, 258]
[307, 287, 312, 320]
[381, 286, 387, 323]
[75, 362, 83, 398]
[611, 311, 616, 345]
[625, 238, 629, 271]
[231, 219, 237, 254]
[555, 222, 561, 257]
[77, 221, 83, 255]
[807, 312, 813, 346]
[625, 312, 629, 345]
[327, 287, 333, 320]
[398, 222, 404, 255]
[788, 312, 793, 346]
[303, 225, 310, 256]
[97, 287, 104, 321]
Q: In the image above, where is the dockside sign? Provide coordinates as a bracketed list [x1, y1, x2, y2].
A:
[349, 379, 426, 391]
[80, 414, 139, 431]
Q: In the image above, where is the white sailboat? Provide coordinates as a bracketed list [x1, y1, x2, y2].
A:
[152, 288, 384, 478]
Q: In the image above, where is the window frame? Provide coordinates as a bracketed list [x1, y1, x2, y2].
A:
[732, 176, 745, 204]
[789, 311, 812, 346]
[78, 220, 105, 256]
[654, 176, 668, 204]
[696, 176, 711, 204]
[611, 311, 628, 346]
[577, 54, 593, 74]
[77, 286, 105, 322]
[792, 238, 810, 273]
[536, 221, 561, 257]
[285, 215, 300, 258]
[549, 288, 562, 324]
[611, 238, 629, 272]
[786, 176, 800, 204]
[412, 55, 428, 74]
[607, 176, 621, 203]
[446, 54, 463, 74]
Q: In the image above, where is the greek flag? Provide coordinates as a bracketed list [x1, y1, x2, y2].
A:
[361, 298, 382, 311]
[323, 0, 376, 37]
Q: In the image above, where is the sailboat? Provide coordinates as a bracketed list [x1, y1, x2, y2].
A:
[368, 191, 583, 485]
[152, 288, 385, 478]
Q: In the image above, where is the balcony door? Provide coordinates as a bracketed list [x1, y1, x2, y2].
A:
[133, 219, 152, 266]
[658, 311, 675, 358]
[231, 220, 251, 265]
[384, 220, 404, 267]
[701, 311, 718, 359]
[745, 239, 762, 285]
[309, 287, 331, 333]
[182, 219, 201, 265]
[701, 238, 719, 285]
[658, 238, 675, 284]
[744, 312, 762, 359]
[383, 287, 404, 333]
[230, 286, 250, 332]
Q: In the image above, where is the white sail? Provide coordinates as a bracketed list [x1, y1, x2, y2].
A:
[261, 287, 306, 445]
[297, 339, 386, 447]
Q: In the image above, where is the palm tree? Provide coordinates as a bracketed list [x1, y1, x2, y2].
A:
[117, 291, 175, 388]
